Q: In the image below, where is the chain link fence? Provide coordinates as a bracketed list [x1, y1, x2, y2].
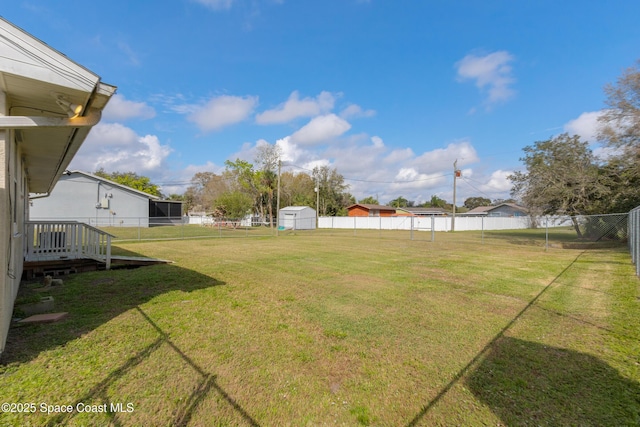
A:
[30, 213, 631, 251]
[630, 206, 640, 277]
[284, 213, 630, 249]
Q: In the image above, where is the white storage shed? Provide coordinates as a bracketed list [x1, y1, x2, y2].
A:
[279, 206, 316, 230]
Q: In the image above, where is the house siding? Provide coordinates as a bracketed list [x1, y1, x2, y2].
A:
[488, 205, 527, 217]
[0, 17, 114, 358]
[348, 205, 395, 217]
[349, 206, 371, 217]
[30, 173, 152, 227]
[0, 125, 27, 355]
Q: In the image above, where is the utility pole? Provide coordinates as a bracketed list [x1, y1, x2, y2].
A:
[315, 176, 320, 228]
[452, 159, 459, 232]
[276, 159, 281, 236]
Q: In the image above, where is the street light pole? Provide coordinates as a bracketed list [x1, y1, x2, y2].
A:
[315, 176, 320, 229]
[452, 159, 458, 232]
[276, 159, 281, 236]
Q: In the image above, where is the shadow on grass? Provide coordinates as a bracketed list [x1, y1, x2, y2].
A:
[43, 306, 259, 427]
[404, 251, 638, 426]
[4, 254, 219, 365]
[466, 336, 640, 426]
[3, 246, 261, 426]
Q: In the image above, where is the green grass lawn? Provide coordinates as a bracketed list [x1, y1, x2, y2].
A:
[2, 232, 639, 426]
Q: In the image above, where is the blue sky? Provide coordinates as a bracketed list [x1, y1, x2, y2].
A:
[4, 0, 640, 205]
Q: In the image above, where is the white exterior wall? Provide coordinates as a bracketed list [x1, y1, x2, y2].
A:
[30, 173, 151, 227]
[1, 94, 28, 355]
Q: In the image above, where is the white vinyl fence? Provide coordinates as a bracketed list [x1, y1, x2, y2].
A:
[319, 215, 534, 232]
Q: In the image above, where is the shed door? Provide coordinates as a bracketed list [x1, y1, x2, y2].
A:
[284, 213, 296, 228]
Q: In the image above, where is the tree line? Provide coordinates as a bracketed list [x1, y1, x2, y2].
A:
[182, 145, 354, 222]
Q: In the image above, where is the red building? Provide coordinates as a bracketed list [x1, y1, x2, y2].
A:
[347, 204, 396, 217]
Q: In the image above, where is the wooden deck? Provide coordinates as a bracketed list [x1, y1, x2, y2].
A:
[23, 256, 171, 279]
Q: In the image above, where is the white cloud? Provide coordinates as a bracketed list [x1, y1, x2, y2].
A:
[276, 136, 304, 163]
[70, 123, 172, 174]
[193, 0, 235, 10]
[290, 114, 351, 145]
[456, 51, 516, 107]
[563, 111, 603, 143]
[256, 91, 335, 124]
[182, 161, 222, 177]
[482, 169, 513, 192]
[301, 158, 330, 171]
[340, 104, 376, 119]
[370, 136, 384, 148]
[384, 147, 415, 164]
[188, 95, 258, 132]
[390, 168, 448, 192]
[103, 94, 156, 122]
[411, 140, 479, 173]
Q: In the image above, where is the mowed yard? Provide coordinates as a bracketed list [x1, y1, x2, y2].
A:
[1, 231, 639, 426]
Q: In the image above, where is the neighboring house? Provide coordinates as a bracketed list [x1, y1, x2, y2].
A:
[278, 206, 316, 230]
[347, 204, 396, 217]
[463, 203, 528, 217]
[30, 171, 183, 227]
[0, 18, 115, 355]
[462, 206, 493, 216]
[395, 207, 448, 216]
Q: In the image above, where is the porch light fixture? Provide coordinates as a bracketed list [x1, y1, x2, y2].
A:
[51, 92, 83, 118]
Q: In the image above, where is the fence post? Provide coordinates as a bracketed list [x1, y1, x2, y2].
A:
[431, 215, 435, 242]
[545, 216, 549, 251]
[354, 217, 357, 236]
[106, 235, 112, 270]
[410, 216, 414, 240]
[481, 216, 484, 244]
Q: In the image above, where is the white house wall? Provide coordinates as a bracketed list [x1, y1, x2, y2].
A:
[0, 112, 28, 355]
[30, 174, 151, 227]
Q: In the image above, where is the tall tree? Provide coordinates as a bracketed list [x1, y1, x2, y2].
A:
[358, 196, 379, 205]
[184, 171, 231, 214]
[280, 171, 315, 207]
[598, 61, 640, 149]
[94, 169, 162, 197]
[388, 196, 410, 208]
[425, 195, 447, 208]
[597, 60, 640, 211]
[213, 191, 254, 220]
[464, 197, 491, 210]
[312, 165, 352, 216]
[224, 159, 261, 216]
[595, 150, 640, 213]
[508, 133, 608, 235]
[254, 144, 282, 227]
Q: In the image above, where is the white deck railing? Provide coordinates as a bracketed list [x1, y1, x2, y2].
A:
[25, 221, 112, 269]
